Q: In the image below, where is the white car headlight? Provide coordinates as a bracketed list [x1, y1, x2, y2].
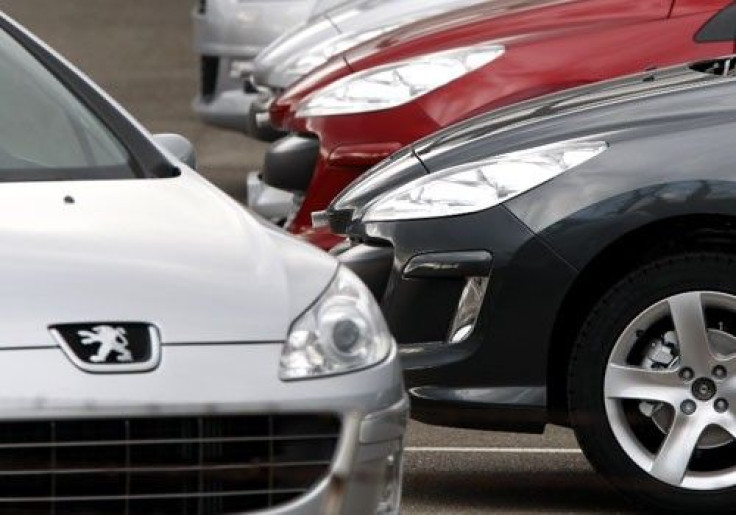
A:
[362, 141, 608, 222]
[281, 27, 396, 85]
[296, 43, 505, 118]
[280, 266, 393, 380]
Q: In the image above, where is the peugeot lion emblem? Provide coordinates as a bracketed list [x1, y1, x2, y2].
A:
[50, 322, 161, 373]
[79, 326, 133, 363]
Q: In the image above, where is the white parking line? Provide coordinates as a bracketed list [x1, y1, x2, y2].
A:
[405, 447, 582, 454]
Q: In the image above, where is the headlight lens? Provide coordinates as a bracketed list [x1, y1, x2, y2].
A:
[362, 141, 608, 222]
[281, 28, 396, 85]
[296, 43, 505, 118]
[280, 266, 393, 380]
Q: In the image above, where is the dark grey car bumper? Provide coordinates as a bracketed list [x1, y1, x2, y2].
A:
[338, 205, 578, 433]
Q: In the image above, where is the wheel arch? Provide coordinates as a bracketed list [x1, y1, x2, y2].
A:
[546, 213, 736, 426]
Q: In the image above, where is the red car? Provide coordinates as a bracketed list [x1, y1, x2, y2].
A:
[265, 0, 736, 249]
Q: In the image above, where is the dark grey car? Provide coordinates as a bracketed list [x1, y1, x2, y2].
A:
[322, 56, 736, 511]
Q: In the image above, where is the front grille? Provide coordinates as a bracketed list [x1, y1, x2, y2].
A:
[197, 0, 207, 14]
[200, 56, 219, 101]
[0, 414, 340, 514]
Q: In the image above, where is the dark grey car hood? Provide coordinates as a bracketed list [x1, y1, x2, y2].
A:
[328, 57, 736, 233]
[414, 58, 734, 172]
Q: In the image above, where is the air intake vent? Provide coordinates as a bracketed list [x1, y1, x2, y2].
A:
[0, 414, 340, 514]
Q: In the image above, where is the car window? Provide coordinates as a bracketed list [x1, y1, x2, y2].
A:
[0, 29, 134, 178]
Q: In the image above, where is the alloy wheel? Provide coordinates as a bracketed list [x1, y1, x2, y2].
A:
[605, 291, 736, 490]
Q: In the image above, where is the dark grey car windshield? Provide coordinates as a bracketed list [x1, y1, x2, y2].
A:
[0, 29, 134, 180]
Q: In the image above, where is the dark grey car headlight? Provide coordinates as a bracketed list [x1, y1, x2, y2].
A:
[362, 140, 608, 222]
[280, 266, 394, 380]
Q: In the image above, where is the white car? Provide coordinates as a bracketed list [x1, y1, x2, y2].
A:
[0, 13, 407, 514]
[192, 0, 347, 131]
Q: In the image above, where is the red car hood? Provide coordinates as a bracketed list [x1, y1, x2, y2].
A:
[272, 0, 675, 127]
[345, 0, 673, 70]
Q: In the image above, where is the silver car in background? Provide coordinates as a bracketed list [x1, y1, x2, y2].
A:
[0, 12, 407, 514]
[192, 0, 347, 131]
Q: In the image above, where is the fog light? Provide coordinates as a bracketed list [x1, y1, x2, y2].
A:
[448, 276, 490, 344]
[377, 449, 403, 514]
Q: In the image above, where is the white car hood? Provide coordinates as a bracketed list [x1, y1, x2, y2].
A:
[0, 169, 336, 349]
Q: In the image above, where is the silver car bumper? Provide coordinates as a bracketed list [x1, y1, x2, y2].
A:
[0, 343, 408, 514]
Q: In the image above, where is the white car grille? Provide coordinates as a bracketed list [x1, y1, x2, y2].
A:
[0, 414, 340, 513]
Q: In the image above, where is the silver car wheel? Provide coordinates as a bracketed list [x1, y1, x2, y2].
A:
[605, 291, 736, 490]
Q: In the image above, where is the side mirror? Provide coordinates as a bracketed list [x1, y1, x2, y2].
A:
[153, 133, 197, 169]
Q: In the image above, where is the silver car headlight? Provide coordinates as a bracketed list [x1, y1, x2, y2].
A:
[280, 266, 393, 380]
[362, 141, 608, 222]
[296, 43, 505, 118]
[281, 27, 397, 85]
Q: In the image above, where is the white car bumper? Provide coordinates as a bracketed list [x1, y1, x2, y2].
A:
[0, 343, 407, 514]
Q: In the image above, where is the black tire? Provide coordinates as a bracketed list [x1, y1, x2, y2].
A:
[568, 252, 736, 513]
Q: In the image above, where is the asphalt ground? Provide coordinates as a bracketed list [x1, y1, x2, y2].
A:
[1, 1, 637, 512]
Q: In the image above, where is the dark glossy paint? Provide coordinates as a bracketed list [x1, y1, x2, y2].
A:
[270, 0, 736, 249]
[334, 58, 736, 431]
[412, 61, 736, 266]
[332, 61, 727, 228]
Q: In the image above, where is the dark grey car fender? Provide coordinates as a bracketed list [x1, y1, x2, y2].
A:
[502, 120, 736, 416]
[507, 121, 736, 269]
[333, 58, 736, 430]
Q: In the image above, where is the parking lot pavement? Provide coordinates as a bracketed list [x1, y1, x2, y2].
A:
[2, 1, 636, 512]
[402, 423, 634, 513]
